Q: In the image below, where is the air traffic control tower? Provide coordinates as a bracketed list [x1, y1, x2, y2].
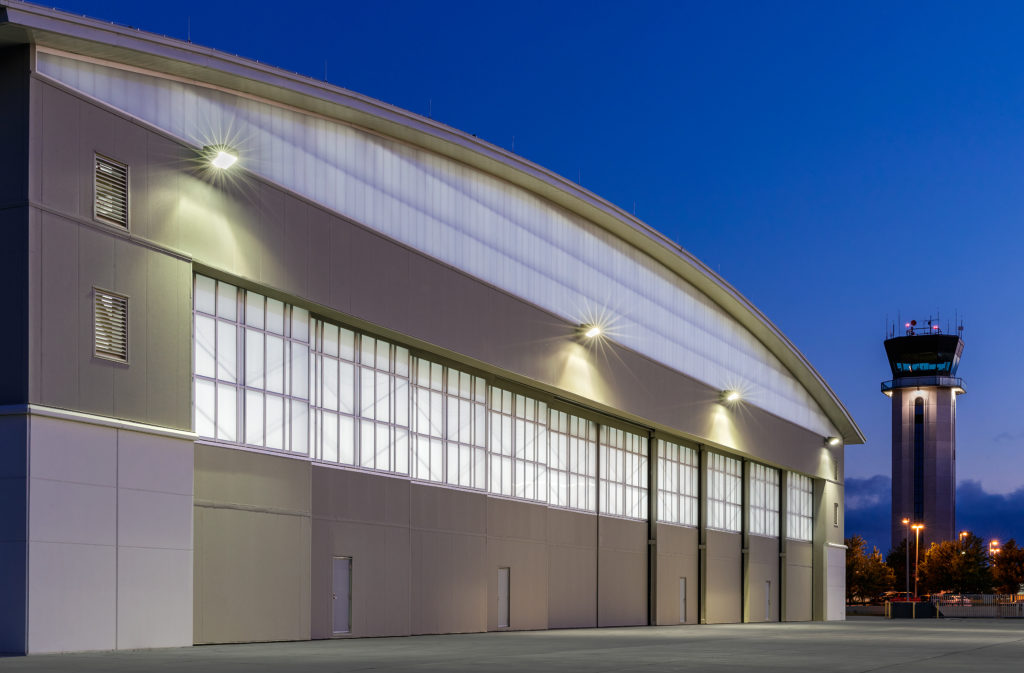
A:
[883, 319, 965, 551]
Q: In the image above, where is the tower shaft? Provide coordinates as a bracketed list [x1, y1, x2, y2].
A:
[889, 387, 957, 550]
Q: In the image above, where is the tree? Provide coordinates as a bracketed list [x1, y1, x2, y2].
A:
[886, 539, 909, 598]
[846, 535, 895, 603]
[992, 539, 1024, 595]
[918, 533, 992, 595]
[846, 536, 866, 603]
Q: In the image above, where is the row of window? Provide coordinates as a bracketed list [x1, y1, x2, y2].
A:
[193, 275, 815, 536]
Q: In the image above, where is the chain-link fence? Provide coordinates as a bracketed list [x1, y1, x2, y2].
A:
[931, 594, 1024, 618]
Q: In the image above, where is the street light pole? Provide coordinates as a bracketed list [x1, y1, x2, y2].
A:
[912, 524, 924, 599]
[902, 518, 910, 600]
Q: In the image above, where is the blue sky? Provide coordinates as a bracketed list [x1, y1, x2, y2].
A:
[46, 1, 1024, 546]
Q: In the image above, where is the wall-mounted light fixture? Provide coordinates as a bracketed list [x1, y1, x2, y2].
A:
[825, 436, 841, 447]
[580, 324, 603, 339]
[721, 390, 741, 403]
[204, 145, 238, 169]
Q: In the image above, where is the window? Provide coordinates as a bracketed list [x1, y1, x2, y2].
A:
[193, 276, 241, 442]
[94, 154, 128, 228]
[355, 334, 409, 473]
[410, 359, 486, 489]
[488, 387, 548, 502]
[600, 426, 647, 519]
[748, 463, 779, 537]
[310, 320, 357, 464]
[657, 439, 698, 527]
[833, 502, 840, 527]
[411, 358, 444, 482]
[93, 288, 128, 363]
[707, 453, 742, 532]
[444, 367, 487, 489]
[194, 276, 312, 451]
[549, 409, 597, 512]
[787, 472, 813, 541]
[310, 321, 409, 471]
[241, 290, 311, 454]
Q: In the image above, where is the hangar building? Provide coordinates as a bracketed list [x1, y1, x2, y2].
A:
[0, 0, 862, 654]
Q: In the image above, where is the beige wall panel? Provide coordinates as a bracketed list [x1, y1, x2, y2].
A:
[27, 541, 115, 654]
[255, 181, 287, 290]
[193, 445, 311, 644]
[486, 498, 548, 631]
[785, 540, 813, 622]
[39, 84, 79, 214]
[309, 466, 411, 639]
[139, 133, 187, 251]
[194, 444, 311, 514]
[193, 505, 310, 644]
[29, 478, 115, 546]
[310, 518, 411, 639]
[283, 198, 311, 301]
[410, 528, 486, 634]
[410, 483, 486, 535]
[654, 524, 698, 625]
[706, 529, 741, 624]
[29, 416, 116, 487]
[139, 249, 192, 430]
[547, 508, 597, 629]
[27, 206, 41, 403]
[112, 237, 149, 422]
[745, 535, 779, 623]
[38, 212, 79, 412]
[487, 497, 547, 542]
[597, 516, 647, 627]
[305, 206, 333, 307]
[821, 479, 844, 546]
[117, 547, 193, 649]
[117, 431, 194, 497]
[76, 226, 116, 416]
[408, 483, 487, 634]
[312, 466, 411, 527]
[486, 538, 547, 631]
[327, 212, 354, 314]
[345, 226, 413, 337]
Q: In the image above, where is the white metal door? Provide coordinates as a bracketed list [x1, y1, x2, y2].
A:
[498, 567, 510, 628]
[332, 557, 351, 634]
[679, 577, 687, 623]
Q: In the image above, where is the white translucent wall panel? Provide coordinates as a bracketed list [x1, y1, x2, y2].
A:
[39, 52, 834, 437]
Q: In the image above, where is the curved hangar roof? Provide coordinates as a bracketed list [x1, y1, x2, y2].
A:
[0, 0, 863, 444]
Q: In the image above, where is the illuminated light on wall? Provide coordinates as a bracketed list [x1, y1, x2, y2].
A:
[721, 390, 741, 403]
[210, 149, 238, 169]
[825, 436, 841, 447]
[582, 325, 602, 339]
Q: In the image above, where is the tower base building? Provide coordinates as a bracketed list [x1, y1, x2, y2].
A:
[0, 1, 862, 654]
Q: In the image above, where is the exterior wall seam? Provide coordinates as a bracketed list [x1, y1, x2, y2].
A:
[192, 500, 310, 518]
[0, 404, 195, 439]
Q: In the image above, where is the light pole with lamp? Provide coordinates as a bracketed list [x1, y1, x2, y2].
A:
[912, 524, 924, 599]
[902, 518, 911, 600]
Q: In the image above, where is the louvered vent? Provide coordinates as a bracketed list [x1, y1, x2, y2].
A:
[94, 289, 128, 363]
[94, 155, 128, 228]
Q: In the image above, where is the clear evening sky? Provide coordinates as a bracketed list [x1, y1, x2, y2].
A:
[47, 0, 1024, 548]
